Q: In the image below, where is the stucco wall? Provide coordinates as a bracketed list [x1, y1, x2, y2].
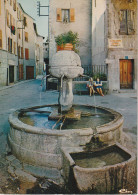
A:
[92, 0, 107, 65]
[49, 0, 92, 67]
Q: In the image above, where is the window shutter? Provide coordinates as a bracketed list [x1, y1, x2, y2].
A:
[8, 38, 10, 52]
[57, 8, 62, 22]
[25, 48, 29, 60]
[25, 32, 28, 42]
[18, 46, 20, 58]
[120, 10, 127, 35]
[14, 42, 16, 54]
[21, 47, 24, 58]
[70, 8, 75, 22]
[10, 14, 13, 26]
[127, 10, 135, 35]
[10, 39, 12, 53]
[7, 10, 9, 26]
[0, 30, 2, 48]
[23, 17, 27, 27]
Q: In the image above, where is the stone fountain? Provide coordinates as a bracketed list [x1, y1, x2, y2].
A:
[50, 50, 83, 112]
[8, 50, 136, 193]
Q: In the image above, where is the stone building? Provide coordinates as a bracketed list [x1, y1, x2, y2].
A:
[49, 0, 137, 92]
[92, 0, 137, 92]
[0, 0, 44, 86]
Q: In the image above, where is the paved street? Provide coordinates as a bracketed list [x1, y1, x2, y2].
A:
[0, 79, 137, 193]
[0, 79, 137, 155]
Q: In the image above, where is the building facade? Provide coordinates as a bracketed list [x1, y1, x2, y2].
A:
[49, 0, 92, 69]
[0, 0, 44, 86]
[49, 0, 137, 92]
[92, 0, 137, 92]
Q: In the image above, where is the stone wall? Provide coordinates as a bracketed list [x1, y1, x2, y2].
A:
[106, 0, 137, 91]
[49, 0, 92, 67]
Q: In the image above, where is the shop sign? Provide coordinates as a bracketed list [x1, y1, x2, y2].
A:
[108, 39, 123, 48]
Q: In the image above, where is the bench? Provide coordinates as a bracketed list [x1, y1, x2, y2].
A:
[75, 83, 88, 95]
[73, 81, 109, 95]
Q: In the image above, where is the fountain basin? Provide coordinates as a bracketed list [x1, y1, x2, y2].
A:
[62, 143, 136, 193]
[8, 104, 123, 183]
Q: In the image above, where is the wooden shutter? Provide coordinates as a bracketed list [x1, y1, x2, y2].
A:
[10, 14, 13, 26]
[25, 32, 28, 42]
[57, 8, 62, 22]
[127, 10, 135, 35]
[7, 10, 9, 26]
[0, 30, 2, 48]
[14, 42, 16, 54]
[18, 46, 20, 58]
[70, 8, 75, 22]
[25, 48, 29, 60]
[8, 38, 10, 52]
[0, 0, 1, 15]
[120, 10, 127, 35]
[10, 39, 12, 53]
[21, 47, 24, 58]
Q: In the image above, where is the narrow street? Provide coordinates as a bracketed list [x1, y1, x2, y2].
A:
[0, 79, 137, 194]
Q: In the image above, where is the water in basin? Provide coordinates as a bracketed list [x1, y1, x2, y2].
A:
[71, 146, 131, 168]
[19, 105, 115, 130]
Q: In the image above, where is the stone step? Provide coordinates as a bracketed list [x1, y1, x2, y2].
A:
[118, 89, 137, 93]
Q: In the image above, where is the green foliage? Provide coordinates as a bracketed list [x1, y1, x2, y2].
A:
[55, 31, 79, 52]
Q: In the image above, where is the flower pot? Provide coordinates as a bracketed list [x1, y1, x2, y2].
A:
[57, 43, 73, 52]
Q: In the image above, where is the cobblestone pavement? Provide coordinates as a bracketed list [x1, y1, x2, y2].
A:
[0, 79, 137, 194]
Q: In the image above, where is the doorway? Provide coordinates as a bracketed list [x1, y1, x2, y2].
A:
[19, 64, 23, 80]
[9, 66, 14, 83]
[26, 66, 34, 80]
[120, 59, 133, 89]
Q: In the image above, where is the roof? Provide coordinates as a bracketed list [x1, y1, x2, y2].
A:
[17, 3, 35, 20]
[33, 23, 45, 39]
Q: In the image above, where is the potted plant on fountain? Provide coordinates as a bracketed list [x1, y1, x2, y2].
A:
[55, 31, 79, 53]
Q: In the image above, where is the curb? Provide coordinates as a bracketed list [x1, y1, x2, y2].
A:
[0, 79, 35, 92]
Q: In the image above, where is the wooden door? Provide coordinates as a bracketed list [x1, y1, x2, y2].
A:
[26, 66, 34, 80]
[120, 60, 133, 89]
[19, 64, 23, 80]
[9, 66, 14, 83]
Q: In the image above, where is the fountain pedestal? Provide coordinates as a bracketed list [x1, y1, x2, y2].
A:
[58, 78, 73, 112]
[49, 50, 83, 112]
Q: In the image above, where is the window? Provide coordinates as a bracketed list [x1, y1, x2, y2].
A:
[8, 37, 12, 53]
[21, 47, 24, 59]
[10, 14, 13, 26]
[0, 30, 2, 49]
[6, 10, 9, 27]
[14, 42, 16, 54]
[57, 8, 75, 22]
[10, 0, 12, 6]
[25, 32, 28, 42]
[18, 29, 21, 39]
[25, 48, 29, 60]
[18, 46, 20, 58]
[119, 10, 135, 35]
[62, 9, 70, 23]
[13, 0, 16, 11]
[23, 17, 27, 27]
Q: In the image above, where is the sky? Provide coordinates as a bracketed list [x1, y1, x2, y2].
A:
[17, 0, 49, 41]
